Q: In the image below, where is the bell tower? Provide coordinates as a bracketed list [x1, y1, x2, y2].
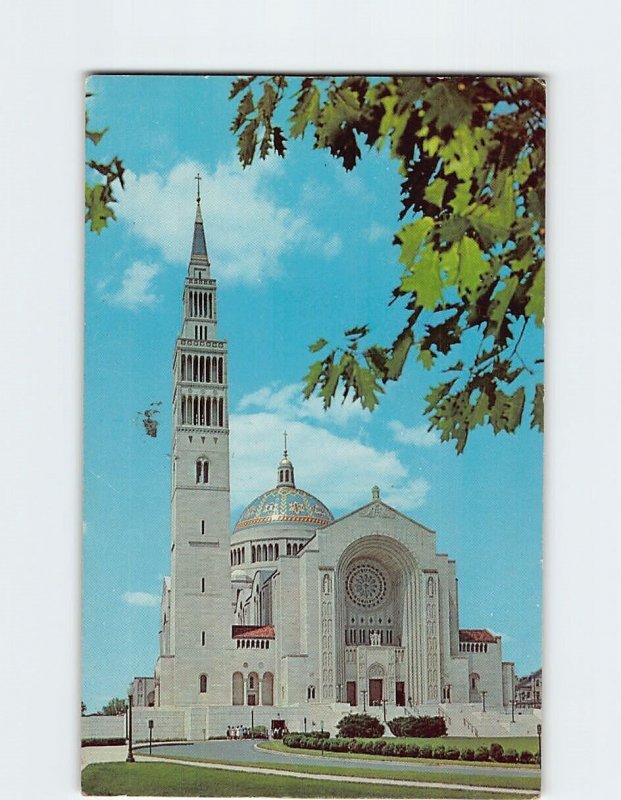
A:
[165, 177, 233, 706]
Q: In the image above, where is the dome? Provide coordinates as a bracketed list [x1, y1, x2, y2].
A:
[234, 485, 334, 533]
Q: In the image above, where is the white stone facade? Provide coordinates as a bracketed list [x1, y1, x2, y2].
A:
[132, 194, 517, 740]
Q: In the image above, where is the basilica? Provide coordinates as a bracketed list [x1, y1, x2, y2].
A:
[129, 188, 517, 740]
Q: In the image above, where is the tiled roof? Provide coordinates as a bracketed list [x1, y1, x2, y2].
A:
[459, 629, 499, 643]
[232, 624, 275, 640]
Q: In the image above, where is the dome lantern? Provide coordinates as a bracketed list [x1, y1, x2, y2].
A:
[277, 431, 295, 488]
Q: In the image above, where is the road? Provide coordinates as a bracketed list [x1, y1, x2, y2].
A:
[140, 739, 539, 779]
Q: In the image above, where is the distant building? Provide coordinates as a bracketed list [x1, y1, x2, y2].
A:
[515, 668, 542, 708]
[130, 677, 155, 707]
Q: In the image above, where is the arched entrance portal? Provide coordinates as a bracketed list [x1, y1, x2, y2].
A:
[334, 535, 419, 708]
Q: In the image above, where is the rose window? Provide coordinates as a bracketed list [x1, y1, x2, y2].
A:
[346, 564, 387, 608]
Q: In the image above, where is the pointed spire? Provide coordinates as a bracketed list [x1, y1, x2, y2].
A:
[276, 432, 295, 488]
[189, 173, 210, 271]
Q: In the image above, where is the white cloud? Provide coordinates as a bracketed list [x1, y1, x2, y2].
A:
[117, 157, 341, 284]
[123, 591, 159, 607]
[230, 384, 432, 519]
[382, 477, 431, 511]
[388, 420, 440, 448]
[367, 222, 391, 242]
[238, 382, 367, 427]
[103, 261, 161, 310]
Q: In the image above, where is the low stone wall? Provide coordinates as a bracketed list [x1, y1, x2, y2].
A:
[132, 707, 186, 742]
[81, 714, 125, 740]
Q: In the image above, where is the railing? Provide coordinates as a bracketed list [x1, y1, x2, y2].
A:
[463, 717, 478, 736]
[179, 338, 226, 349]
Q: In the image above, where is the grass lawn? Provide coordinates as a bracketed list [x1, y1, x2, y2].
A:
[81, 762, 530, 798]
[147, 753, 541, 791]
[260, 738, 539, 769]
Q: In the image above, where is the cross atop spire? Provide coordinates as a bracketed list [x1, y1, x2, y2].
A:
[195, 172, 202, 202]
[283, 430, 288, 457]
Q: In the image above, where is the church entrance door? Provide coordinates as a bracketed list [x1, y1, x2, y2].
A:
[346, 681, 357, 706]
[369, 678, 383, 706]
[396, 681, 405, 706]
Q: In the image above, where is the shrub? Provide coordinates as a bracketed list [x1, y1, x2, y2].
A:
[326, 738, 349, 752]
[81, 738, 126, 747]
[250, 725, 267, 739]
[445, 748, 461, 760]
[283, 734, 302, 748]
[490, 742, 505, 762]
[419, 745, 433, 758]
[519, 750, 535, 764]
[433, 745, 446, 759]
[337, 713, 384, 738]
[404, 742, 420, 758]
[461, 748, 475, 761]
[370, 739, 387, 755]
[504, 749, 518, 763]
[387, 715, 447, 738]
[474, 746, 490, 762]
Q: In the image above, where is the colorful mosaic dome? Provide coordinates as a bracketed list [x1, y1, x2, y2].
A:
[234, 485, 334, 532]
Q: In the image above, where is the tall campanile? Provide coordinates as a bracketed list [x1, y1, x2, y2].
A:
[166, 178, 233, 707]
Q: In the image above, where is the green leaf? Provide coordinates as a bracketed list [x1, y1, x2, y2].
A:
[417, 349, 435, 370]
[531, 383, 544, 431]
[488, 387, 525, 434]
[85, 182, 115, 233]
[302, 360, 325, 399]
[457, 236, 489, 295]
[423, 82, 473, 132]
[290, 84, 321, 138]
[424, 178, 447, 209]
[85, 126, 108, 146]
[385, 327, 414, 380]
[525, 264, 545, 326]
[399, 247, 444, 310]
[397, 217, 435, 266]
[309, 338, 328, 353]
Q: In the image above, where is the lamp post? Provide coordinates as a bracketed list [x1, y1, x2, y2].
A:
[481, 690, 487, 713]
[126, 690, 135, 763]
[361, 689, 367, 712]
[536, 723, 542, 763]
[251, 707, 254, 737]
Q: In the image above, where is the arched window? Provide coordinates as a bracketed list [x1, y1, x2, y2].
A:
[427, 577, 434, 597]
[193, 396, 199, 424]
[206, 357, 211, 383]
[274, 544, 279, 560]
[218, 357, 223, 384]
[200, 356, 204, 383]
[262, 672, 274, 706]
[232, 672, 243, 705]
[252, 545, 256, 562]
[181, 354, 186, 380]
[193, 355, 198, 382]
[307, 685, 316, 700]
[199, 674, 207, 693]
[287, 543, 291, 555]
[268, 544, 273, 560]
[196, 459, 208, 484]
[470, 672, 480, 691]
[247, 672, 259, 705]
[262, 544, 267, 561]
[323, 574, 331, 594]
[219, 397, 224, 426]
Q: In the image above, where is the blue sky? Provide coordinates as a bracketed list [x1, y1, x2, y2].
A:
[83, 75, 543, 713]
